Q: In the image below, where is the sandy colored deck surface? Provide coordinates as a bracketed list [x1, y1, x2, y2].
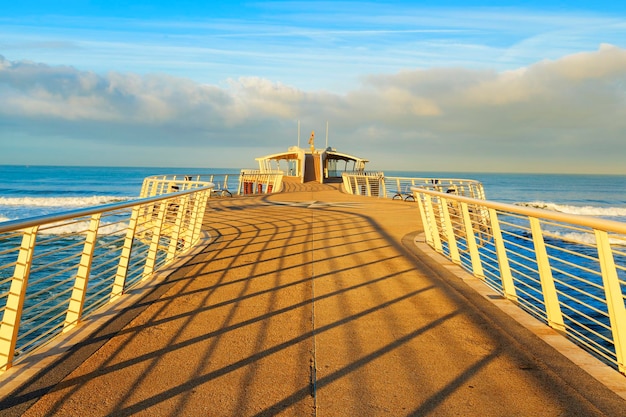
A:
[2, 181, 626, 416]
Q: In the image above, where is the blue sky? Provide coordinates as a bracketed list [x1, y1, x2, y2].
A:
[2, 1, 626, 173]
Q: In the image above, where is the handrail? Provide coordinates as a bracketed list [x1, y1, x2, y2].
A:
[412, 188, 626, 233]
[411, 186, 626, 375]
[0, 182, 213, 372]
[342, 172, 485, 200]
[140, 172, 284, 197]
[238, 170, 284, 195]
[140, 175, 226, 197]
[0, 186, 210, 234]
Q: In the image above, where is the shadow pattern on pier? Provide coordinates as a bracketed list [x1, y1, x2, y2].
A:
[3, 188, 626, 417]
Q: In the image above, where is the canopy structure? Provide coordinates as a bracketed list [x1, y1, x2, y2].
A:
[256, 146, 305, 181]
[256, 146, 368, 183]
[323, 149, 369, 174]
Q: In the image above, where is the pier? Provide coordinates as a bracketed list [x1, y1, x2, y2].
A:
[1, 181, 626, 416]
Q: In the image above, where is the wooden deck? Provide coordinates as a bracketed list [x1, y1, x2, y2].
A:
[2, 182, 626, 416]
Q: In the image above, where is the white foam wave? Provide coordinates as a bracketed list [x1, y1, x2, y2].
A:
[39, 221, 129, 235]
[0, 196, 130, 208]
[0, 216, 11, 223]
[517, 201, 626, 217]
[544, 230, 626, 246]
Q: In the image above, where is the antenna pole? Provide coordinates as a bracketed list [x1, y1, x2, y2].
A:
[325, 121, 329, 149]
[297, 120, 300, 148]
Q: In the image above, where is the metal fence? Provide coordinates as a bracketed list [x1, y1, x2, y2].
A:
[342, 173, 486, 201]
[238, 170, 284, 195]
[0, 183, 212, 372]
[141, 174, 233, 197]
[412, 187, 626, 375]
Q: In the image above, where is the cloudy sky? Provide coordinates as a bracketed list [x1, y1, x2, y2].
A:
[2, 1, 626, 173]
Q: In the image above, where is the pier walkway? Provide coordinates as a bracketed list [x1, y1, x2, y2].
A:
[2, 182, 626, 416]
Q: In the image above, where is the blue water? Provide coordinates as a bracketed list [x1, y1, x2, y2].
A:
[385, 171, 626, 221]
[2, 167, 625, 222]
[0, 165, 243, 357]
[0, 165, 242, 222]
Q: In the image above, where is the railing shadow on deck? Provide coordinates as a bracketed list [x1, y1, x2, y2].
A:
[2, 195, 623, 416]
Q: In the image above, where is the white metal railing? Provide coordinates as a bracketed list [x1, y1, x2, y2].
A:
[0, 182, 213, 372]
[342, 173, 486, 201]
[342, 172, 385, 197]
[238, 170, 284, 195]
[141, 174, 233, 198]
[412, 187, 626, 375]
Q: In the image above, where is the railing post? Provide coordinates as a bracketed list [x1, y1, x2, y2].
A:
[595, 229, 626, 374]
[416, 193, 434, 247]
[111, 206, 141, 302]
[275, 173, 283, 192]
[460, 202, 485, 278]
[64, 214, 101, 332]
[0, 226, 38, 372]
[440, 196, 461, 264]
[143, 200, 167, 280]
[166, 195, 189, 262]
[381, 176, 387, 198]
[424, 194, 443, 253]
[199, 190, 209, 238]
[488, 208, 517, 301]
[182, 195, 197, 252]
[140, 179, 148, 198]
[529, 217, 565, 332]
[190, 190, 210, 245]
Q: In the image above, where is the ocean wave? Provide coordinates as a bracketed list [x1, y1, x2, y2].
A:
[544, 230, 626, 246]
[39, 220, 130, 235]
[0, 196, 130, 208]
[516, 201, 626, 217]
[0, 214, 129, 233]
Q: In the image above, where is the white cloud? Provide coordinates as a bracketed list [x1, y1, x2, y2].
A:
[2, 45, 626, 173]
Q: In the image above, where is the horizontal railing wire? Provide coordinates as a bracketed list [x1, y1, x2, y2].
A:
[413, 187, 626, 375]
[0, 182, 212, 370]
[342, 173, 486, 201]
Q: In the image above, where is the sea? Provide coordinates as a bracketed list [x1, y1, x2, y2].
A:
[0, 165, 242, 223]
[1, 166, 626, 223]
